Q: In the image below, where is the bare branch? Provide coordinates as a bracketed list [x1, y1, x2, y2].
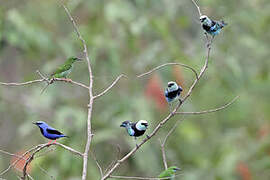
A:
[176, 96, 239, 115]
[137, 62, 198, 80]
[0, 79, 46, 86]
[111, 173, 183, 180]
[0, 143, 83, 177]
[59, 3, 94, 180]
[191, 0, 202, 16]
[90, 151, 103, 178]
[93, 74, 127, 99]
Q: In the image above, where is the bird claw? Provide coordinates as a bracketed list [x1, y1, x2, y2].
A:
[136, 144, 139, 148]
[63, 78, 72, 82]
[146, 135, 150, 139]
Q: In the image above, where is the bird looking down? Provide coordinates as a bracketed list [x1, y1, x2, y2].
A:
[200, 15, 227, 36]
[164, 81, 183, 103]
[33, 121, 68, 144]
[120, 120, 148, 139]
[158, 166, 181, 180]
[50, 56, 83, 80]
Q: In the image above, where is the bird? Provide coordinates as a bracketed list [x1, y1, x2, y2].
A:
[33, 121, 68, 144]
[40, 56, 83, 94]
[158, 166, 181, 180]
[164, 81, 183, 110]
[120, 120, 149, 141]
[200, 15, 227, 37]
[50, 56, 83, 81]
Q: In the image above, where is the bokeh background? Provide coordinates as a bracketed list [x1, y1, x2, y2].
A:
[0, 0, 270, 179]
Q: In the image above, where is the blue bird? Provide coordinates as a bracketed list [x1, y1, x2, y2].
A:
[200, 15, 227, 36]
[120, 120, 148, 140]
[33, 121, 68, 144]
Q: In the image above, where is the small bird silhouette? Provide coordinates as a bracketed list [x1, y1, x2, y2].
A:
[200, 15, 227, 37]
[33, 121, 68, 144]
[158, 166, 181, 180]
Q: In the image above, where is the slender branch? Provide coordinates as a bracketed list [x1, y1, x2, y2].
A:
[60, 3, 94, 180]
[90, 151, 103, 178]
[137, 62, 198, 80]
[159, 118, 182, 170]
[0, 143, 83, 177]
[111, 173, 183, 180]
[93, 74, 127, 99]
[191, 0, 202, 16]
[0, 79, 46, 86]
[176, 96, 239, 115]
[101, 19, 214, 180]
[21, 143, 83, 180]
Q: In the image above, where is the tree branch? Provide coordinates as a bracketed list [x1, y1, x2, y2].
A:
[93, 74, 127, 99]
[191, 0, 202, 16]
[137, 62, 198, 80]
[60, 3, 94, 180]
[176, 96, 239, 115]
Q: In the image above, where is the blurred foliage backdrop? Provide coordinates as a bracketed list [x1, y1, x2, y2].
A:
[0, 0, 270, 179]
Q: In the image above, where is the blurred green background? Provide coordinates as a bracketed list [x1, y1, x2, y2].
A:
[0, 0, 270, 179]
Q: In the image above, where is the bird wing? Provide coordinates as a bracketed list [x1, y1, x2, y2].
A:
[159, 170, 172, 178]
[164, 89, 169, 98]
[46, 127, 64, 135]
[51, 63, 72, 77]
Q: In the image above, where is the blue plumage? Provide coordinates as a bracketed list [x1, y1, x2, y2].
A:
[33, 121, 68, 142]
[164, 81, 183, 103]
[200, 15, 227, 36]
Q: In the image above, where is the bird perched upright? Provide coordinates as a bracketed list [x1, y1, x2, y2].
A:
[164, 81, 183, 109]
[200, 15, 227, 37]
[120, 120, 148, 140]
[158, 166, 181, 180]
[33, 121, 68, 144]
[50, 56, 83, 81]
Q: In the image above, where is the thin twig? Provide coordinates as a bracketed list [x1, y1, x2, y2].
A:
[90, 151, 103, 178]
[35, 164, 56, 180]
[137, 62, 198, 80]
[176, 96, 239, 115]
[111, 173, 183, 180]
[101, 17, 215, 180]
[191, 0, 202, 16]
[60, 3, 94, 180]
[93, 74, 127, 99]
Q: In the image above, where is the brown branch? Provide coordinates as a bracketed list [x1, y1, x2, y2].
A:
[0, 143, 82, 178]
[21, 143, 83, 180]
[137, 62, 198, 80]
[93, 74, 127, 99]
[110, 173, 183, 180]
[191, 0, 202, 16]
[0, 79, 46, 86]
[176, 96, 239, 115]
[60, 3, 94, 180]
[101, 19, 214, 180]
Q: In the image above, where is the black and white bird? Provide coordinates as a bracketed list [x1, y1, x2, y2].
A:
[120, 120, 148, 140]
[200, 15, 227, 37]
[164, 81, 183, 103]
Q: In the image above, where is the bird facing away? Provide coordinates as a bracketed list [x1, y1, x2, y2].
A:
[33, 121, 68, 144]
[120, 120, 148, 139]
[50, 56, 83, 80]
[158, 166, 181, 180]
[200, 15, 227, 36]
[164, 81, 183, 103]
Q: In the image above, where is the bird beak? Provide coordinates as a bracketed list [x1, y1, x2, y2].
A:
[76, 57, 83, 61]
[174, 167, 181, 171]
[32, 122, 37, 125]
[120, 124, 125, 127]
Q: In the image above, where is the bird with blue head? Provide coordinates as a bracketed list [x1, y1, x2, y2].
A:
[120, 120, 149, 147]
[200, 15, 227, 37]
[164, 81, 183, 111]
[33, 121, 68, 144]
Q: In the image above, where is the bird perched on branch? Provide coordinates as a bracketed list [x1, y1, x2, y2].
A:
[50, 56, 83, 80]
[158, 166, 181, 180]
[33, 121, 68, 144]
[40, 56, 83, 94]
[200, 15, 227, 36]
[164, 81, 183, 110]
[120, 120, 149, 141]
